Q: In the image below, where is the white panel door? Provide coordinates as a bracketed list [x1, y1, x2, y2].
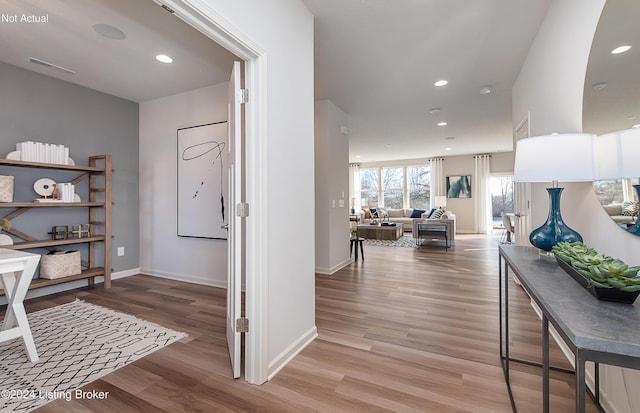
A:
[226, 61, 243, 378]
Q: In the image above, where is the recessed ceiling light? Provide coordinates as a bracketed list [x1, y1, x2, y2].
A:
[551, 132, 559, 135]
[355, 155, 361, 158]
[155, 54, 173, 63]
[611, 45, 632, 54]
[444, 136, 455, 140]
[434, 80, 448, 87]
[445, 147, 452, 151]
[479, 86, 491, 95]
[428, 108, 441, 114]
[437, 122, 447, 126]
[592, 82, 608, 90]
[627, 115, 637, 120]
[93, 23, 126, 40]
[633, 124, 640, 129]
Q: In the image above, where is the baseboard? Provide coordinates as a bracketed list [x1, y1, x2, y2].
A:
[268, 325, 318, 380]
[139, 268, 227, 289]
[315, 259, 351, 275]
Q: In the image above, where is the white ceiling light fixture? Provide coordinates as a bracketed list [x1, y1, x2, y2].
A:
[592, 82, 608, 90]
[428, 108, 441, 115]
[479, 86, 492, 95]
[611, 45, 632, 55]
[434, 80, 448, 87]
[155, 54, 173, 63]
[445, 147, 452, 151]
[633, 124, 640, 129]
[445, 136, 455, 140]
[437, 121, 447, 126]
[93, 23, 126, 40]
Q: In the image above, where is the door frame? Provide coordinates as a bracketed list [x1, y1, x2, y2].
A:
[158, 0, 268, 384]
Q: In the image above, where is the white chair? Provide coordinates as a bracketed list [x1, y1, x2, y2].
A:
[500, 212, 515, 244]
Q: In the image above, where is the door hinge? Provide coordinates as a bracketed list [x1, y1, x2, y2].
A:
[236, 317, 249, 333]
[236, 202, 249, 217]
[236, 89, 248, 104]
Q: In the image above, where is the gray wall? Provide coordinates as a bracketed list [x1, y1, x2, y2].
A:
[0, 61, 139, 273]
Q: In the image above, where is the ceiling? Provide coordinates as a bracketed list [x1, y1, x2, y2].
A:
[302, 0, 552, 163]
[0, 0, 236, 102]
[5, 0, 631, 164]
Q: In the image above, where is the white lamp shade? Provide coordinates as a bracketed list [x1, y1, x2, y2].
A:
[513, 133, 598, 182]
[597, 128, 640, 179]
[434, 196, 447, 207]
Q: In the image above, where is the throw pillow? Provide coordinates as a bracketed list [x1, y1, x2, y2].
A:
[363, 208, 371, 219]
[377, 207, 389, 218]
[622, 201, 639, 216]
[410, 209, 425, 218]
[426, 207, 437, 218]
[430, 208, 446, 219]
[370, 208, 378, 218]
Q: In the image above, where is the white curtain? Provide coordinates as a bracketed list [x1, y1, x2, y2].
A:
[429, 158, 444, 209]
[474, 155, 492, 234]
[349, 164, 361, 212]
[622, 178, 635, 202]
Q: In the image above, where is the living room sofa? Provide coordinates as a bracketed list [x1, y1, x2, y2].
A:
[357, 208, 456, 239]
[602, 202, 638, 225]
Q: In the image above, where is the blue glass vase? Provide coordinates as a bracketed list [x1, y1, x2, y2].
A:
[529, 187, 583, 251]
[627, 185, 640, 236]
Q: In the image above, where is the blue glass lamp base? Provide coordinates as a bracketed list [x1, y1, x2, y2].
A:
[529, 187, 583, 251]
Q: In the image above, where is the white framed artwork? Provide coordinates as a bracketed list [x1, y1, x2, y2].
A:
[177, 121, 228, 239]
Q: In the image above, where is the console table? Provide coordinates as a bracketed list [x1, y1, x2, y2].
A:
[499, 245, 640, 412]
[0, 248, 40, 362]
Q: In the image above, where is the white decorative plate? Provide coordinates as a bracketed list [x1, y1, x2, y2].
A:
[34, 178, 56, 197]
[0, 234, 13, 246]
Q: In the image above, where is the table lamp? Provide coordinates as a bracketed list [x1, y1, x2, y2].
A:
[514, 133, 598, 251]
[597, 128, 640, 235]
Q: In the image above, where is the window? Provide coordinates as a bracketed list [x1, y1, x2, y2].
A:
[358, 164, 430, 209]
[407, 165, 430, 209]
[490, 175, 514, 228]
[382, 167, 403, 209]
[360, 168, 379, 208]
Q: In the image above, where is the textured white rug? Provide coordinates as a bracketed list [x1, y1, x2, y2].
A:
[362, 234, 418, 248]
[0, 300, 187, 412]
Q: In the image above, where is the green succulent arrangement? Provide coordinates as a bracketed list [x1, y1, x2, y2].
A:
[0, 218, 10, 231]
[552, 241, 640, 292]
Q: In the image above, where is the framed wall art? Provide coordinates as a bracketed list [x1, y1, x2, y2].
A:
[177, 121, 228, 239]
[446, 175, 472, 198]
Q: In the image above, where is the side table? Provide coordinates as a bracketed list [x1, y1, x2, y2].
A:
[0, 248, 41, 362]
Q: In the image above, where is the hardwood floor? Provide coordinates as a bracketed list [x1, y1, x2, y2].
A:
[16, 233, 597, 412]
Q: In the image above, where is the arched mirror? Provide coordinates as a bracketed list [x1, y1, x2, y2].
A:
[583, 0, 640, 234]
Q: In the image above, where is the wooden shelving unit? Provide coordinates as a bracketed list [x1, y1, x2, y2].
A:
[0, 155, 112, 294]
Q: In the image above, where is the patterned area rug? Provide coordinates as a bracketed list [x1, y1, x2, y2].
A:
[0, 300, 187, 412]
[362, 234, 418, 248]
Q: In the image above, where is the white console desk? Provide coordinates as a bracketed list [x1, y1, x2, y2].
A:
[0, 248, 40, 362]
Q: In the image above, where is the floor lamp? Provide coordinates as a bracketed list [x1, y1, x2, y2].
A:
[598, 128, 640, 235]
[514, 133, 598, 251]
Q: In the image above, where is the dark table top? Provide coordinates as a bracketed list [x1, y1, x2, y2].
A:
[499, 245, 640, 362]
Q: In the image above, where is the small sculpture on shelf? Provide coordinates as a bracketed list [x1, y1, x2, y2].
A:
[0, 218, 11, 232]
[71, 224, 91, 239]
[48, 225, 69, 240]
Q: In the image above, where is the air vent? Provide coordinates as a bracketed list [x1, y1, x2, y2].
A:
[27, 57, 76, 75]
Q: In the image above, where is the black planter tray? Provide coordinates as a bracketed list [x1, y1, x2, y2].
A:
[555, 257, 640, 304]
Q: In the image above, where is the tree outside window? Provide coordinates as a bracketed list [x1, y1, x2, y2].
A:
[408, 165, 430, 209]
[360, 168, 379, 208]
[382, 167, 403, 209]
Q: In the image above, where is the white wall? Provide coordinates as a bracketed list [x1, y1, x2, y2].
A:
[512, 0, 640, 411]
[201, 0, 317, 378]
[139, 83, 229, 287]
[315, 100, 350, 274]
